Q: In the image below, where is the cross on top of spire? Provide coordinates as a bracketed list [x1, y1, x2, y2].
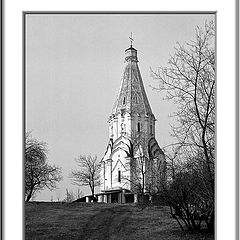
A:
[129, 32, 134, 47]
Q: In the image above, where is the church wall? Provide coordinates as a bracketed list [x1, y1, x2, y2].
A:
[100, 161, 105, 191]
[103, 112, 159, 192]
[114, 117, 118, 140]
[152, 118, 156, 137]
[144, 116, 149, 135]
[105, 159, 112, 190]
[108, 111, 156, 142]
[110, 149, 130, 190]
[117, 114, 122, 137]
[130, 113, 153, 138]
[108, 121, 113, 139]
[126, 114, 132, 137]
[109, 112, 133, 140]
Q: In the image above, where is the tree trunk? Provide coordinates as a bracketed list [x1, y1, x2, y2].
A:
[206, 213, 214, 233]
[26, 192, 32, 202]
[90, 185, 94, 196]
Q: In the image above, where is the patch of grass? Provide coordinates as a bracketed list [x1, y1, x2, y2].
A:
[25, 202, 214, 240]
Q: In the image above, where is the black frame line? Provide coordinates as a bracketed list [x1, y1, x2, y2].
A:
[21, 10, 238, 240]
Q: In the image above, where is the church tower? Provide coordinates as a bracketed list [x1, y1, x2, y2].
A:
[98, 40, 166, 203]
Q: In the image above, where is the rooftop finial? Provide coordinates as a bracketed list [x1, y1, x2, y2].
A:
[129, 32, 134, 47]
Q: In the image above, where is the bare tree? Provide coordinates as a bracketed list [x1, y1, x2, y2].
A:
[76, 188, 83, 199]
[56, 191, 61, 202]
[62, 188, 75, 203]
[151, 21, 215, 232]
[70, 155, 100, 196]
[131, 131, 148, 196]
[162, 153, 214, 232]
[151, 21, 215, 184]
[25, 133, 63, 202]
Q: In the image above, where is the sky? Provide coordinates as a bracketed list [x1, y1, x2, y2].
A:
[26, 13, 214, 201]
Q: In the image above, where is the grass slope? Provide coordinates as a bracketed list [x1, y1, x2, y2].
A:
[25, 202, 214, 240]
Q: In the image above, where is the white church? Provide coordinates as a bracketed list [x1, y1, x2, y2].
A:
[95, 41, 166, 203]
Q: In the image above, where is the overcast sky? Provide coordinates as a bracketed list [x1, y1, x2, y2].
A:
[26, 13, 214, 201]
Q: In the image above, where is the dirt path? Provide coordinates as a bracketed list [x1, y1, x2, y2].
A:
[79, 205, 133, 240]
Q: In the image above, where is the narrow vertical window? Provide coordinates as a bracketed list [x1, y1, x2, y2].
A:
[135, 95, 139, 104]
[118, 170, 121, 182]
[137, 122, 141, 132]
[123, 97, 126, 105]
[121, 123, 124, 133]
[150, 125, 153, 135]
[111, 126, 113, 136]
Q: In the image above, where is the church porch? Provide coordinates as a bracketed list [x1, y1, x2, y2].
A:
[95, 189, 136, 204]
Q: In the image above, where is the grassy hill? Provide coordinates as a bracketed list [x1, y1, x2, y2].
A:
[25, 202, 214, 240]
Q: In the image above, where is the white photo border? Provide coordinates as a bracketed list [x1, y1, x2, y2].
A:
[3, 0, 238, 240]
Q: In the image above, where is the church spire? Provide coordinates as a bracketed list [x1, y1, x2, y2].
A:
[111, 42, 153, 117]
